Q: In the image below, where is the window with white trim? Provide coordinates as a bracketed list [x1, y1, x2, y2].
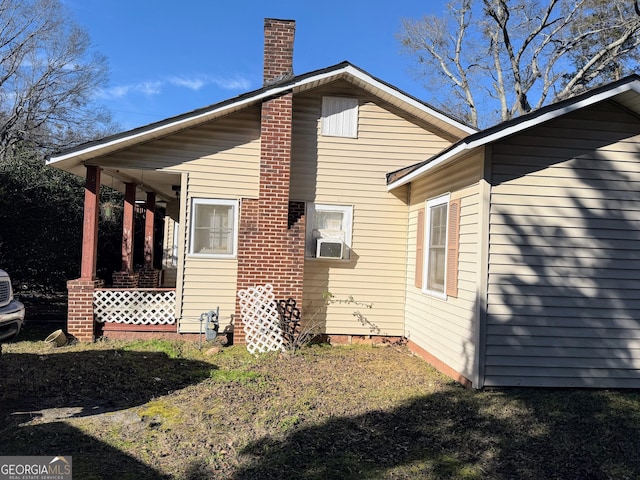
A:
[189, 199, 238, 257]
[321, 96, 358, 138]
[306, 203, 353, 259]
[424, 194, 450, 298]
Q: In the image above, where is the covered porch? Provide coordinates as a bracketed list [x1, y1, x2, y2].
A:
[67, 164, 183, 341]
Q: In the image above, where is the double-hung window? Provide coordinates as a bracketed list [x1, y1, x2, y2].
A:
[416, 193, 460, 299]
[189, 198, 238, 258]
[425, 195, 449, 297]
[306, 203, 353, 259]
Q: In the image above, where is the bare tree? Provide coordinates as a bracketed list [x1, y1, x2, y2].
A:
[0, 0, 112, 161]
[399, 0, 640, 127]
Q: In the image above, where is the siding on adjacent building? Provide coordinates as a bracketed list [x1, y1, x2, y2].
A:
[291, 82, 454, 336]
[485, 101, 640, 387]
[404, 151, 484, 381]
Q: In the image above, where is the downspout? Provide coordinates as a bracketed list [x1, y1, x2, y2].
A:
[403, 182, 412, 340]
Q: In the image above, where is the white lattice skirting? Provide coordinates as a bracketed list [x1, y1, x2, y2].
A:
[238, 284, 285, 354]
[93, 289, 176, 325]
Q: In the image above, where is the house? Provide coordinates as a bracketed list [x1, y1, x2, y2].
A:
[48, 18, 640, 389]
[47, 18, 473, 344]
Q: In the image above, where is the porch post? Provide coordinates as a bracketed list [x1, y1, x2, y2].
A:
[80, 165, 100, 280]
[112, 182, 139, 288]
[122, 182, 136, 272]
[138, 191, 161, 288]
[144, 191, 155, 269]
[67, 165, 104, 342]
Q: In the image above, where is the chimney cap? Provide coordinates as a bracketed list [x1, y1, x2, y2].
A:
[263, 18, 296, 86]
[264, 17, 296, 23]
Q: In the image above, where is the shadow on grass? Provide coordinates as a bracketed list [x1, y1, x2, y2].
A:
[231, 387, 640, 480]
[0, 347, 215, 479]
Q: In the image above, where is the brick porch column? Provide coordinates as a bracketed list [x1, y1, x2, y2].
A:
[68, 278, 104, 342]
[67, 165, 101, 342]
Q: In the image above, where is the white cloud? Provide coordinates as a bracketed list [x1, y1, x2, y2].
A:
[211, 76, 251, 90]
[96, 81, 162, 100]
[168, 76, 206, 90]
[96, 74, 251, 100]
[139, 81, 163, 95]
[168, 74, 251, 91]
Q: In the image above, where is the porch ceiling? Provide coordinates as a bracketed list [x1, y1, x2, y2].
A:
[102, 168, 181, 203]
[62, 161, 181, 202]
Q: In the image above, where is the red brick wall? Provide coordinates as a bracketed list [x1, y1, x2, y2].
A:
[138, 269, 161, 288]
[67, 278, 104, 342]
[112, 271, 140, 288]
[234, 92, 305, 343]
[263, 19, 295, 85]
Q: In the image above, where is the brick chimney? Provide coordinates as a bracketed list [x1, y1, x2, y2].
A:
[234, 18, 305, 343]
[263, 18, 295, 86]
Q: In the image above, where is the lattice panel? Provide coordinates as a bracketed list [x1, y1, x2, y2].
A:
[93, 289, 176, 325]
[237, 284, 285, 354]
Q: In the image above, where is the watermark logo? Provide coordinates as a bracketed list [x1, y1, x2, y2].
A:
[0, 456, 72, 480]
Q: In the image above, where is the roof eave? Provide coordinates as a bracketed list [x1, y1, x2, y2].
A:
[387, 76, 640, 191]
[48, 62, 476, 168]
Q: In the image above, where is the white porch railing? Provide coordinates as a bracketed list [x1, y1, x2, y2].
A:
[93, 288, 176, 325]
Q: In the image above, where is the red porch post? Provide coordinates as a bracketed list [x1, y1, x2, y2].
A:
[67, 165, 104, 342]
[122, 182, 136, 272]
[139, 191, 161, 288]
[144, 191, 155, 269]
[80, 166, 100, 279]
[113, 182, 139, 288]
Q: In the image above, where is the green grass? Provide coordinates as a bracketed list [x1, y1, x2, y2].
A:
[2, 330, 640, 479]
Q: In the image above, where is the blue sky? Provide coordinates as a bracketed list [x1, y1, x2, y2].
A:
[63, 1, 446, 130]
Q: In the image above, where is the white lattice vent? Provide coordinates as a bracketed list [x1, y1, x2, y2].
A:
[93, 289, 176, 325]
[237, 284, 285, 354]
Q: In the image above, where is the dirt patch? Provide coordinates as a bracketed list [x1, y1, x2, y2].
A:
[2, 337, 640, 479]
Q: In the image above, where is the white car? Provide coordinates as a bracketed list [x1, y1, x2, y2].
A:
[0, 269, 25, 342]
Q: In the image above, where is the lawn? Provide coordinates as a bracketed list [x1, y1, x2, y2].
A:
[1, 324, 640, 480]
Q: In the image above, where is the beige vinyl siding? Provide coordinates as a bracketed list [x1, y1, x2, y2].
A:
[180, 111, 260, 331]
[485, 101, 640, 387]
[291, 83, 454, 336]
[404, 152, 484, 380]
[104, 108, 261, 333]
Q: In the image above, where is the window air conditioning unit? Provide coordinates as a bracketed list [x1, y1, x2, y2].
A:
[316, 239, 344, 259]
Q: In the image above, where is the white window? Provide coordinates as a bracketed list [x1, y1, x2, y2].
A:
[306, 204, 353, 259]
[321, 96, 358, 138]
[189, 199, 238, 258]
[423, 194, 450, 298]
